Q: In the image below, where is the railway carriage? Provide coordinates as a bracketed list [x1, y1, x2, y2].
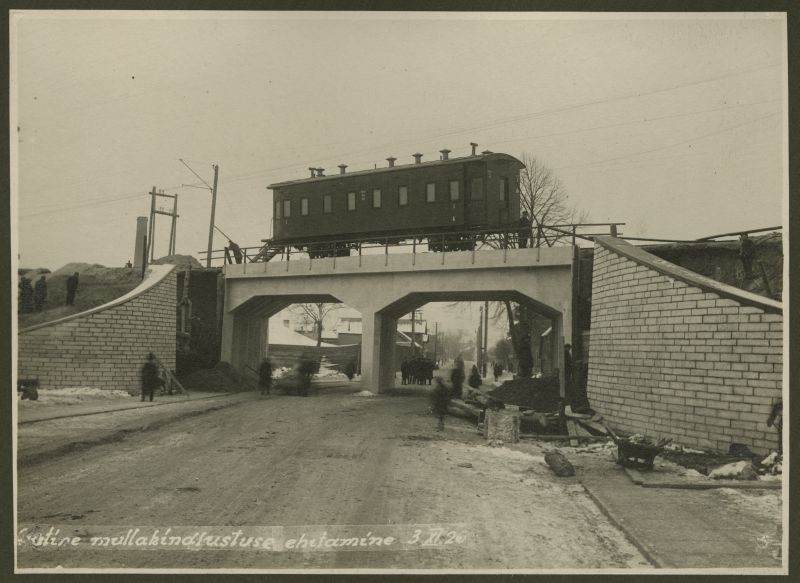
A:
[266, 147, 525, 257]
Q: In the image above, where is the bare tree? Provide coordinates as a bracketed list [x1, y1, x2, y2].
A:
[289, 303, 343, 347]
[519, 153, 587, 247]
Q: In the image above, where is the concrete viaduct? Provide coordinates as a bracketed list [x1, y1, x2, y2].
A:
[220, 247, 576, 393]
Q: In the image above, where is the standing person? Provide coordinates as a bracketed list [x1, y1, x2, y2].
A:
[66, 272, 79, 306]
[259, 358, 274, 396]
[493, 362, 503, 382]
[450, 365, 465, 399]
[19, 277, 34, 314]
[430, 378, 451, 432]
[766, 399, 783, 454]
[739, 233, 755, 279]
[33, 275, 48, 312]
[140, 353, 161, 402]
[228, 240, 244, 264]
[468, 364, 482, 389]
[518, 210, 531, 249]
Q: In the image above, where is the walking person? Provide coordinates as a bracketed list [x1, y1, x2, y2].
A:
[66, 272, 79, 306]
[430, 378, 451, 432]
[259, 358, 273, 396]
[140, 353, 161, 402]
[33, 275, 48, 312]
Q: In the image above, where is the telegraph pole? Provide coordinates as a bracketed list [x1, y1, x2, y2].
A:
[483, 300, 489, 376]
[207, 164, 219, 268]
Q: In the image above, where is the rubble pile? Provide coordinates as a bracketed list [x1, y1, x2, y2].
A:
[487, 376, 561, 411]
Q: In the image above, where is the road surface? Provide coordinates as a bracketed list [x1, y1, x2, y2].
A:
[17, 383, 650, 571]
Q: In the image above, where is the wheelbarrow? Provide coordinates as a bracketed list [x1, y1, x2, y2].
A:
[605, 424, 671, 471]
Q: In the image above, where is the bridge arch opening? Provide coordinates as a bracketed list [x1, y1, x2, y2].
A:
[371, 290, 568, 396]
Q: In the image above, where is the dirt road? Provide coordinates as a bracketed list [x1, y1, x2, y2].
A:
[17, 384, 650, 570]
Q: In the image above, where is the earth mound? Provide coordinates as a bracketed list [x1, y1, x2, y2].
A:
[487, 375, 561, 411]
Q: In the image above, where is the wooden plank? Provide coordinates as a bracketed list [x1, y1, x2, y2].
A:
[153, 354, 188, 395]
[577, 419, 609, 435]
[565, 420, 580, 446]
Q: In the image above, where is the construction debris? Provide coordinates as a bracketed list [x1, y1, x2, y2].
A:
[485, 409, 520, 443]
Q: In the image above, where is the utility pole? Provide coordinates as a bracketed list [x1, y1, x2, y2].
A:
[147, 187, 179, 261]
[207, 164, 219, 268]
[179, 158, 219, 268]
[483, 300, 489, 376]
[410, 309, 416, 356]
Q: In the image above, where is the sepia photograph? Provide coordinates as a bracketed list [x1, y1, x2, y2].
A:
[10, 9, 788, 574]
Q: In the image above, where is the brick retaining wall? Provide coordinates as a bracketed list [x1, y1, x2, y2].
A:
[18, 265, 177, 393]
[587, 237, 783, 454]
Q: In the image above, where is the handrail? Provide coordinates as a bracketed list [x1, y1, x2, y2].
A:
[198, 222, 624, 265]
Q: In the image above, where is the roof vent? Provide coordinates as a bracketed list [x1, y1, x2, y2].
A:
[308, 167, 317, 178]
[387, 156, 397, 168]
[338, 164, 347, 175]
[316, 168, 325, 177]
[439, 149, 451, 161]
[413, 153, 423, 164]
[481, 150, 493, 155]
[470, 142, 478, 156]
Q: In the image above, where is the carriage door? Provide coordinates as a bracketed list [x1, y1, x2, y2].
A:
[466, 176, 487, 226]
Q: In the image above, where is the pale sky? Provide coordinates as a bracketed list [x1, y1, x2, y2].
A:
[12, 11, 786, 273]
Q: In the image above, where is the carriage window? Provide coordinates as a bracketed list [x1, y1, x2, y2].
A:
[449, 180, 460, 201]
[300, 198, 309, 216]
[426, 183, 436, 203]
[275, 200, 282, 219]
[398, 186, 408, 206]
[470, 177, 483, 200]
[347, 192, 356, 211]
[323, 194, 332, 214]
[283, 199, 292, 217]
[372, 189, 382, 209]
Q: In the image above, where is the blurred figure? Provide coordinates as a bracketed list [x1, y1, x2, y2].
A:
[450, 365, 465, 399]
[468, 364, 482, 389]
[33, 275, 48, 312]
[430, 378, 451, 431]
[228, 239, 243, 264]
[259, 358, 273, 396]
[19, 276, 34, 314]
[66, 272, 79, 306]
[297, 354, 315, 397]
[518, 210, 531, 249]
[140, 353, 161, 402]
[493, 362, 503, 382]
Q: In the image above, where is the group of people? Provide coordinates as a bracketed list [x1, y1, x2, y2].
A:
[400, 356, 435, 385]
[18, 271, 80, 314]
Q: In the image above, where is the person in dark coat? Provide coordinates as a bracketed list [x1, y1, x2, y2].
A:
[228, 240, 244, 264]
[518, 210, 531, 249]
[33, 275, 48, 312]
[141, 353, 161, 402]
[493, 362, 503, 382]
[259, 358, 273, 396]
[450, 365, 465, 399]
[430, 378, 451, 431]
[66, 272, 79, 306]
[401, 357, 409, 385]
[766, 399, 783, 454]
[468, 364, 482, 389]
[739, 233, 755, 279]
[19, 277, 34, 314]
[563, 343, 573, 389]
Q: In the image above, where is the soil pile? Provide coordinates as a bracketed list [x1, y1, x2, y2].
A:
[179, 361, 256, 393]
[151, 254, 202, 270]
[488, 376, 561, 411]
[18, 263, 144, 328]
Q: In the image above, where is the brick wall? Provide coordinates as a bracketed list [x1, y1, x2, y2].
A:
[18, 265, 177, 393]
[587, 237, 783, 454]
